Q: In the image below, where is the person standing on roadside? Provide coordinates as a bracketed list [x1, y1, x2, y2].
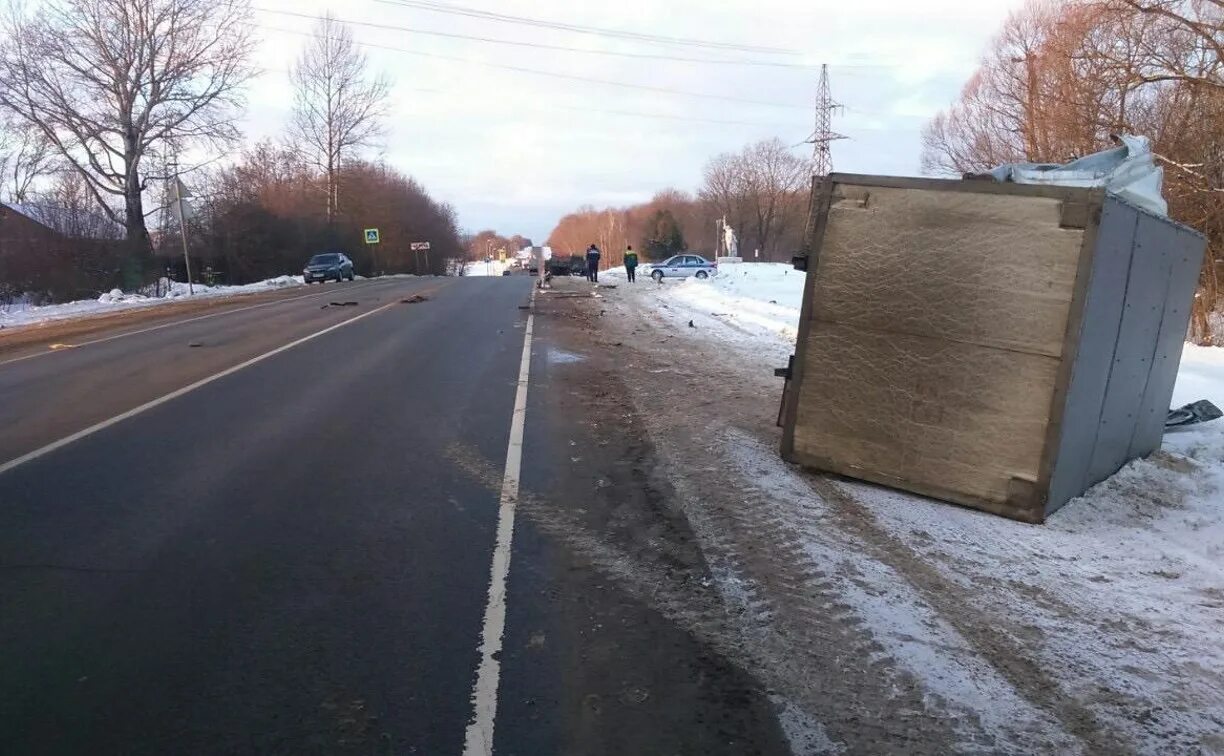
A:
[624, 245, 639, 283]
[585, 244, 601, 283]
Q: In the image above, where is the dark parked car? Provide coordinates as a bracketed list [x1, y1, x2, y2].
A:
[303, 252, 354, 283]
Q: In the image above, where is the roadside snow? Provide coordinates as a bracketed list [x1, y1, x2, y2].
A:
[0, 275, 306, 328]
[609, 263, 1224, 750]
[603, 262, 803, 357]
[830, 347, 1224, 750]
[713, 345, 1224, 751]
[464, 260, 509, 276]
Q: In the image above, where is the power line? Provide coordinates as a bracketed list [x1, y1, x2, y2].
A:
[259, 35, 800, 128]
[254, 23, 808, 110]
[254, 7, 820, 69]
[374, 0, 799, 55]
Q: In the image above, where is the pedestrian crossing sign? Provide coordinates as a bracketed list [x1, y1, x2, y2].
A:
[364, 228, 380, 244]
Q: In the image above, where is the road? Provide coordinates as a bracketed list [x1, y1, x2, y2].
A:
[0, 276, 787, 755]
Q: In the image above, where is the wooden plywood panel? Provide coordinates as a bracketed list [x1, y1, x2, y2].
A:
[812, 186, 1085, 357]
[1046, 199, 1139, 511]
[792, 323, 1060, 509]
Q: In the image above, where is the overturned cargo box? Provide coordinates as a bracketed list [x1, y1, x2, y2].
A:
[780, 174, 1207, 523]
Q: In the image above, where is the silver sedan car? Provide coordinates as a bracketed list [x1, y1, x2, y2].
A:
[647, 254, 718, 281]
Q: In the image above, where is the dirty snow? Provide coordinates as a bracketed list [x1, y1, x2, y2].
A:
[0, 275, 307, 328]
[824, 346, 1224, 752]
[603, 264, 1224, 751]
[714, 345, 1224, 752]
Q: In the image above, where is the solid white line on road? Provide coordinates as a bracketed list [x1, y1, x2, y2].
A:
[0, 296, 410, 477]
[0, 278, 411, 368]
[463, 288, 536, 756]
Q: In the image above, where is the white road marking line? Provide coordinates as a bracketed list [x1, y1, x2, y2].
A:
[0, 298, 405, 477]
[0, 278, 405, 368]
[463, 288, 536, 756]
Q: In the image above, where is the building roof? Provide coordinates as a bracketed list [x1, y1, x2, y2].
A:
[1, 201, 125, 240]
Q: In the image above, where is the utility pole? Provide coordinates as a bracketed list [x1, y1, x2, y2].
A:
[172, 166, 194, 295]
[801, 64, 848, 248]
[804, 64, 847, 181]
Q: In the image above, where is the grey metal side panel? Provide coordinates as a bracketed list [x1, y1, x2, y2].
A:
[1086, 208, 1173, 485]
[1128, 222, 1209, 457]
[1046, 198, 1138, 513]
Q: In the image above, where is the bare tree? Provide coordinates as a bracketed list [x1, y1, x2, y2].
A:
[0, 115, 54, 203]
[0, 0, 253, 262]
[698, 138, 808, 259]
[290, 13, 391, 224]
[1102, 0, 1223, 90]
[922, 0, 1224, 343]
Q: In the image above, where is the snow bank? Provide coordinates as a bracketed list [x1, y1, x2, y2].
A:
[605, 262, 804, 349]
[464, 260, 510, 277]
[0, 275, 306, 328]
[718, 345, 1224, 750]
[617, 260, 1224, 747]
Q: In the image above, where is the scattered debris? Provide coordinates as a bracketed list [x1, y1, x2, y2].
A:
[330, 301, 359, 307]
[1166, 399, 1221, 428]
[400, 294, 429, 304]
[48, 343, 77, 350]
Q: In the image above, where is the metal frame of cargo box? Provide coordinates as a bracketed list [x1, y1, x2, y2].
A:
[779, 173, 1207, 523]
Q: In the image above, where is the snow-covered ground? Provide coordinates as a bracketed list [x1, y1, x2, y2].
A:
[463, 259, 510, 276]
[598, 263, 1224, 750]
[602, 262, 803, 358]
[620, 263, 1223, 523]
[0, 275, 307, 329]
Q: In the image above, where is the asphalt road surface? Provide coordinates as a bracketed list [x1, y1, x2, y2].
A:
[0, 277, 787, 755]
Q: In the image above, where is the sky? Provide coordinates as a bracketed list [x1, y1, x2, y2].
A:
[244, 0, 1027, 241]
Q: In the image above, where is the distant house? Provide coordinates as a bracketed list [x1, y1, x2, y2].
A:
[0, 202, 124, 242]
[0, 201, 126, 302]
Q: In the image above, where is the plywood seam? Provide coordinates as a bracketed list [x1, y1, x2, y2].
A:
[1037, 196, 1105, 514]
[807, 316, 1070, 360]
[1080, 209, 1140, 494]
[1125, 250, 1176, 456]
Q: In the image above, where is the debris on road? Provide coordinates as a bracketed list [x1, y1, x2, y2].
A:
[329, 301, 359, 307]
[400, 295, 429, 304]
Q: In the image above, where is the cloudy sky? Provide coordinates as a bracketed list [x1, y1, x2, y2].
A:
[244, 0, 1025, 241]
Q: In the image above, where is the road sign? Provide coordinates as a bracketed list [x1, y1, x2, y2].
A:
[410, 241, 431, 251]
[364, 228, 380, 244]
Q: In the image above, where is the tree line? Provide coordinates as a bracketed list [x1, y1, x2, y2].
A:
[923, 0, 1223, 343]
[463, 230, 534, 262]
[0, 0, 461, 303]
[546, 137, 811, 269]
